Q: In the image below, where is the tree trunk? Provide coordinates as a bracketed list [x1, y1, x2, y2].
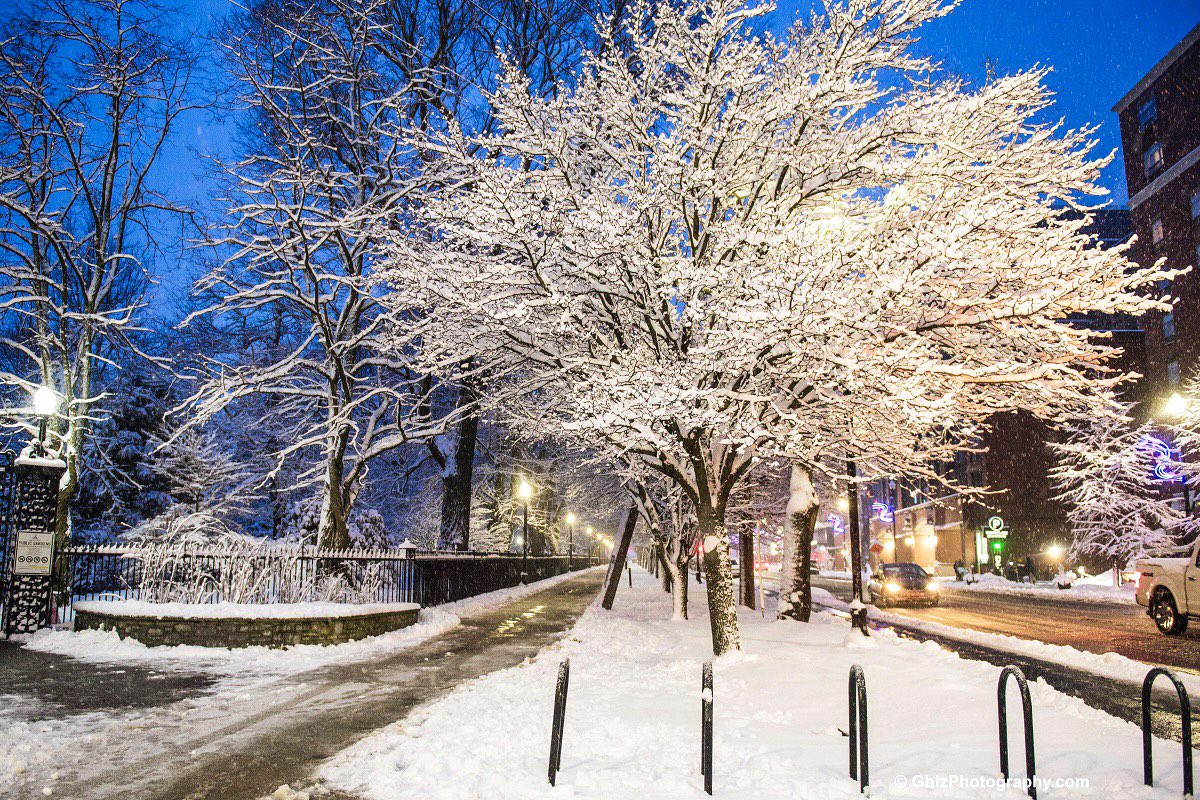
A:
[778, 463, 819, 621]
[318, 446, 351, 550]
[601, 502, 638, 610]
[664, 546, 688, 620]
[657, 541, 672, 593]
[697, 507, 740, 655]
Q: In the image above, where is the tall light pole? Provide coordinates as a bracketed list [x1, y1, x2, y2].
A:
[586, 525, 595, 560]
[518, 478, 533, 582]
[565, 512, 576, 569]
[32, 386, 57, 458]
[1160, 392, 1193, 518]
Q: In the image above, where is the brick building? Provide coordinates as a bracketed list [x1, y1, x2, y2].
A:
[1115, 22, 1200, 401]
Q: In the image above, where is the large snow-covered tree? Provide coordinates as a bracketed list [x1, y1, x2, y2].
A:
[379, 0, 1172, 653]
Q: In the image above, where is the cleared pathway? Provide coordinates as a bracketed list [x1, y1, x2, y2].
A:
[49, 570, 605, 800]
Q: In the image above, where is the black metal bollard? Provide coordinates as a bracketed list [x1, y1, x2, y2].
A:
[701, 660, 713, 795]
[548, 658, 571, 785]
[848, 664, 869, 793]
[628, 564, 633, 587]
[997, 666, 1037, 800]
[1142, 667, 1193, 797]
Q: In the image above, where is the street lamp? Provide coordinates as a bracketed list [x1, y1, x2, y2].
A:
[517, 478, 533, 582]
[1163, 392, 1189, 418]
[1158, 392, 1193, 518]
[565, 512, 576, 569]
[32, 385, 57, 458]
[586, 525, 595, 559]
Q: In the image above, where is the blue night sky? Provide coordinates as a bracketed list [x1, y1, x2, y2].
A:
[105, 0, 1200, 299]
[164, 0, 1199, 205]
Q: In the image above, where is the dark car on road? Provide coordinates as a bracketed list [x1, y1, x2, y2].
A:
[867, 563, 940, 608]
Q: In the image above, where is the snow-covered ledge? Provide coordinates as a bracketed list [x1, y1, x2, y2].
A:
[72, 600, 421, 649]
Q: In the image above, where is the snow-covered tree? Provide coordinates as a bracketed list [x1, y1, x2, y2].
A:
[152, 428, 257, 515]
[0, 0, 199, 541]
[178, 0, 453, 549]
[379, 0, 1172, 654]
[1051, 409, 1185, 565]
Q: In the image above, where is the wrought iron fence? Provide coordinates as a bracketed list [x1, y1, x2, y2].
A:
[54, 545, 600, 626]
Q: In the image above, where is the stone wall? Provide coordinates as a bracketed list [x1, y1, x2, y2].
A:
[73, 605, 420, 649]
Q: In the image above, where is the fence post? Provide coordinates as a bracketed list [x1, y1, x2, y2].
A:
[701, 660, 713, 795]
[1142, 667, 1193, 797]
[997, 665, 1037, 799]
[848, 664, 869, 793]
[548, 658, 570, 785]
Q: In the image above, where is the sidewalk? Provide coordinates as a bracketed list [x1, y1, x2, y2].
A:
[42, 569, 605, 800]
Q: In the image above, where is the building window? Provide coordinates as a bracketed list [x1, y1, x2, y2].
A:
[1168, 358, 1181, 386]
[1152, 218, 1164, 244]
[1164, 312, 1175, 340]
[1138, 96, 1158, 129]
[1192, 188, 1200, 220]
[1144, 143, 1164, 177]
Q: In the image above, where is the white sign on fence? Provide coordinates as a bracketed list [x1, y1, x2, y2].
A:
[13, 529, 54, 576]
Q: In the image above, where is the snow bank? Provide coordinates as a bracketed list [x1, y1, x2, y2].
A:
[949, 573, 1136, 605]
[320, 569, 1190, 800]
[71, 599, 421, 619]
[812, 587, 1200, 696]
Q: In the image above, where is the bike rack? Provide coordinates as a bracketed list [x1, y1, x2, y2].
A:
[1142, 667, 1193, 797]
[997, 666, 1037, 799]
[548, 658, 571, 786]
[701, 660, 714, 795]
[848, 664, 869, 793]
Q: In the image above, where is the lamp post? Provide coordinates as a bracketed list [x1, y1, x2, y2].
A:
[565, 512, 576, 569]
[31, 386, 57, 458]
[586, 525, 594, 560]
[518, 478, 533, 582]
[1160, 392, 1193, 518]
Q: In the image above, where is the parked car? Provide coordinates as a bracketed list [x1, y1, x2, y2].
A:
[867, 562, 939, 608]
[1134, 544, 1200, 635]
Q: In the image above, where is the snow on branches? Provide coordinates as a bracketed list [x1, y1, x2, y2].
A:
[379, 0, 1174, 653]
[1051, 408, 1186, 565]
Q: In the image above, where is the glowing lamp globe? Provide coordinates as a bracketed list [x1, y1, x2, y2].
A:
[1163, 392, 1189, 418]
[32, 386, 57, 416]
[517, 479, 533, 501]
[566, 512, 576, 526]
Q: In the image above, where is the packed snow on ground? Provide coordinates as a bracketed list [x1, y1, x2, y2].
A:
[948, 571, 1136, 605]
[1, 568, 603, 796]
[320, 569, 1189, 800]
[71, 599, 422, 619]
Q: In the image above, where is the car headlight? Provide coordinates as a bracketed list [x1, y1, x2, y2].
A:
[885, 581, 901, 594]
[926, 581, 939, 591]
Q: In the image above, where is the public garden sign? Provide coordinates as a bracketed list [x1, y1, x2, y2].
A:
[13, 529, 54, 576]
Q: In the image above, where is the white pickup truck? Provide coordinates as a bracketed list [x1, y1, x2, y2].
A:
[1135, 544, 1200, 635]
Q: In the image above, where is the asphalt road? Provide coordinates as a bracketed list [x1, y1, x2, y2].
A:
[811, 576, 1200, 673]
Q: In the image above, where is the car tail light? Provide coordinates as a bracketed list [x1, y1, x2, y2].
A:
[1134, 571, 1142, 590]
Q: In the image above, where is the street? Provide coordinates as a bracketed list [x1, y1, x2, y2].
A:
[811, 575, 1200, 673]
